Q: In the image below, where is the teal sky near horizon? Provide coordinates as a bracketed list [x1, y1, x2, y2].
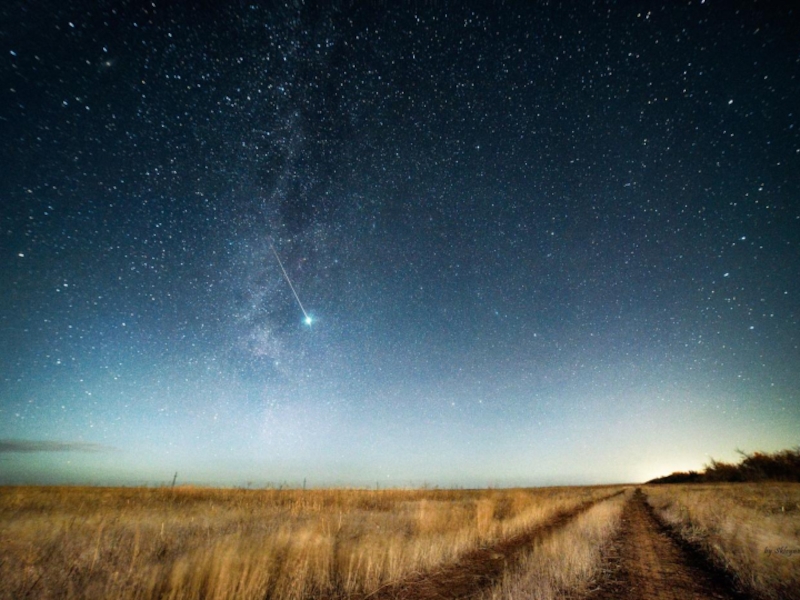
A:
[1, 1, 799, 488]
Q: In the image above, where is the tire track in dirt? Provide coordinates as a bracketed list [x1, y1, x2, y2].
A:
[360, 491, 624, 600]
[588, 488, 749, 600]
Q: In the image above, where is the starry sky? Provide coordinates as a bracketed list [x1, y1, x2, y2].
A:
[1, 1, 799, 488]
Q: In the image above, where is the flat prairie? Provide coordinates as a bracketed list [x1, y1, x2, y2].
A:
[2, 483, 795, 600]
[0, 484, 621, 600]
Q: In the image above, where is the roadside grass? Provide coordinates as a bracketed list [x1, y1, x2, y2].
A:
[645, 482, 800, 600]
[0, 484, 621, 600]
[479, 490, 627, 600]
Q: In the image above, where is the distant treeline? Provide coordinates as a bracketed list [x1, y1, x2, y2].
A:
[648, 447, 800, 484]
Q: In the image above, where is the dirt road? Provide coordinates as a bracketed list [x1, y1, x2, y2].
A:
[589, 488, 748, 600]
[362, 492, 622, 600]
[357, 488, 747, 600]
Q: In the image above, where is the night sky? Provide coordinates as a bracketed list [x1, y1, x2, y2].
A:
[2, 2, 798, 488]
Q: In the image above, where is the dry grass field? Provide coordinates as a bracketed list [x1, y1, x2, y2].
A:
[480, 490, 627, 600]
[645, 482, 800, 600]
[0, 484, 623, 600]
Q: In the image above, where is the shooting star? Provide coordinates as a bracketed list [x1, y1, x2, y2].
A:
[270, 241, 313, 326]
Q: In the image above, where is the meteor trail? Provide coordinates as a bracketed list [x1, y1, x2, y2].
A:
[270, 241, 313, 325]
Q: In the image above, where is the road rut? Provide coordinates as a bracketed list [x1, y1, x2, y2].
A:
[361, 492, 622, 600]
[589, 488, 748, 600]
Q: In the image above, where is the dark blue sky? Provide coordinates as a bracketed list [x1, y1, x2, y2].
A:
[1, 1, 798, 487]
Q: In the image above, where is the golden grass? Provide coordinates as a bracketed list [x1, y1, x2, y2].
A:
[0, 484, 621, 600]
[645, 482, 800, 600]
[479, 490, 628, 600]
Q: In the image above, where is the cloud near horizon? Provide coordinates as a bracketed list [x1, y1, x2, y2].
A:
[0, 440, 115, 454]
